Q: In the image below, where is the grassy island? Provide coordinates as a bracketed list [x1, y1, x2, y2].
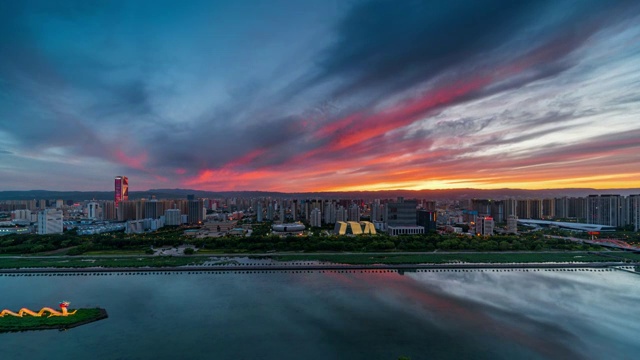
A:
[0, 308, 108, 333]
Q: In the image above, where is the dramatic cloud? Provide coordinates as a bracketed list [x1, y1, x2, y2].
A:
[0, 0, 639, 191]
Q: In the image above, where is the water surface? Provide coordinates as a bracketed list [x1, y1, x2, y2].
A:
[1, 269, 638, 359]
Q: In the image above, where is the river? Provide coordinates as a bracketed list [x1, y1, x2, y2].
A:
[1, 268, 638, 359]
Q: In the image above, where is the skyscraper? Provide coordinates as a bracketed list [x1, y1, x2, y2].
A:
[187, 199, 204, 224]
[114, 176, 129, 207]
[310, 208, 322, 227]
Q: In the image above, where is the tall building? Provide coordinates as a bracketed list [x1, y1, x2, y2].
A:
[336, 206, 348, 222]
[267, 203, 274, 221]
[11, 209, 32, 222]
[117, 200, 137, 221]
[324, 202, 336, 224]
[37, 209, 63, 235]
[587, 195, 625, 227]
[385, 198, 423, 236]
[542, 198, 555, 219]
[114, 176, 129, 208]
[417, 210, 437, 232]
[87, 202, 100, 219]
[385, 198, 418, 226]
[291, 201, 297, 221]
[144, 200, 164, 219]
[630, 195, 640, 232]
[102, 201, 117, 220]
[507, 215, 518, 234]
[371, 199, 383, 222]
[475, 216, 494, 236]
[528, 199, 543, 219]
[568, 197, 588, 220]
[504, 199, 517, 217]
[349, 204, 361, 222]
[256, 203, 263, 222]
[555, 197, 569, 219]
[187, 199, 205, 224]
[310, 208, 322, 227]
[165, 209, 182, 226]
[517, 200, 530, 219]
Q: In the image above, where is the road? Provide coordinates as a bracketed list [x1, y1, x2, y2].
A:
[546, 235, 640, 251]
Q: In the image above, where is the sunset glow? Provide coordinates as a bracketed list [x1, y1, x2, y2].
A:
[1, 0, 639, 192]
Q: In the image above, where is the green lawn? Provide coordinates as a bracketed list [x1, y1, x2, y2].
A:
[82, 250, 149, 256]
[0, 256, 208, 269]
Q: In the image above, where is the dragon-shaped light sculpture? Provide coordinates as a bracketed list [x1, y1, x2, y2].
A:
[1, 301, 77, 318]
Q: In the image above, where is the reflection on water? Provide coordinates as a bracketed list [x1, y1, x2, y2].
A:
[0, 270, 638, 360]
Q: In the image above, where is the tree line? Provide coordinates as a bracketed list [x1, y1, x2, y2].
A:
[0, 228, 600, 255]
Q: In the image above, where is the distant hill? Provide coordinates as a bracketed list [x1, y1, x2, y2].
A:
[0, 188, 638, 201]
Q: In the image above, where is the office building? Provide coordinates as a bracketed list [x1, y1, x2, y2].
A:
[417, 210, 437, 232]
[475, 216, 494, 236]
[37, 209, 63, 235]
[385, 198, 424, 236]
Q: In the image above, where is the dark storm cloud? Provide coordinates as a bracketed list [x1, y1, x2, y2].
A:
[307, 0, 537, 96]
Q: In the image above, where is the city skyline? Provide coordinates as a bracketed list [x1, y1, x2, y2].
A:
[1, 0, 640, 192]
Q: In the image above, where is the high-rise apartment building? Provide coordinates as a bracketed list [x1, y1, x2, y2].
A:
[507, 215, 518, 234]
[542, 198, 555, 219]
[310, 208, 322, 227]
[256, 203, 263, 222]
[87, 202, 100, 219]
[164, 209, 182, 226]
[587, 194, 625, 227]
[630, 195, 640, 232]
[117, 200, 137, 221]
[102, 201, 117, 220]
[114, 176, 129, 207]
[187, 199, 204, 224]
[349, 203, 361, 222]
[144, 200, 164, 219]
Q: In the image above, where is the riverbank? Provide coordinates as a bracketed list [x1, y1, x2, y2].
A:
[0, 308, 108, 333]
[0, 262, 637, 276]
[0, 251, 638, 270]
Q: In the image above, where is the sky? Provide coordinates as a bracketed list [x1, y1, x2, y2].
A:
[1, 0, 639, 192]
